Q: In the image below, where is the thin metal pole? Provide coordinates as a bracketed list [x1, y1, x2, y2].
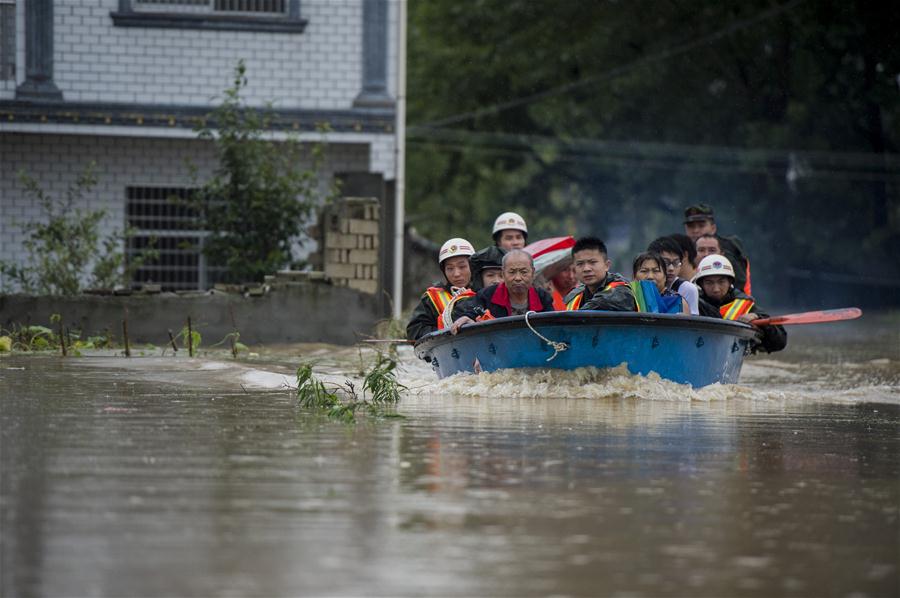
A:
[392, 0, 407, 321]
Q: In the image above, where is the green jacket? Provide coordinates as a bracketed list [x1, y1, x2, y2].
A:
[563, 272, 636, 312]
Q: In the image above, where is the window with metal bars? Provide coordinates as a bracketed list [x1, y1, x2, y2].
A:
[112, 0, 304, 33]
[0, 0, 15, 81]
[125, 186, 227, 291]
[132, 0, 288, 16]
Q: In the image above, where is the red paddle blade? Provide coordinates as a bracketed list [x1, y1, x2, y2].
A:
[752, 307, 862, 327]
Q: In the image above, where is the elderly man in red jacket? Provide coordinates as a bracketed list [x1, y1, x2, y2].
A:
[450, 249, 555, 334]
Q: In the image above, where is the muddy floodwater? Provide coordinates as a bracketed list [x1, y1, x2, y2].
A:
[2, 314, 899, 596]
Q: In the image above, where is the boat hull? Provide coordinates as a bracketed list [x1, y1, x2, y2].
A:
[414, 312, 758, 387]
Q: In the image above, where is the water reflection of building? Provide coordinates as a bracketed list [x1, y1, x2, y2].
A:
[1, 0, 399, 290]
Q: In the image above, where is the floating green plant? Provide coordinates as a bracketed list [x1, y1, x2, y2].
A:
[296, 353, 406, 422]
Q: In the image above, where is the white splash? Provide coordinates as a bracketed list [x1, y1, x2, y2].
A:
[405, 364, 759, 402]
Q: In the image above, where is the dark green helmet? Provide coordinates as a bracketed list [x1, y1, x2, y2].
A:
[469, 246, 506, 290]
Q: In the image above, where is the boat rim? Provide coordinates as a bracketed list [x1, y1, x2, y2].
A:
[415, 311, 758, 355]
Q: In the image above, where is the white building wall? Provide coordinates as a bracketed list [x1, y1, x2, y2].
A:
[55, 0, 362, 108]
[0, 0, 399, 109]
[0, 132, 370, 278]
[386, 0, 398, 98]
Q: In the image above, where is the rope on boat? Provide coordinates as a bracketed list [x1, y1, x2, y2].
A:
[524, 310, 569, 361]
[441, 287, 471, 330]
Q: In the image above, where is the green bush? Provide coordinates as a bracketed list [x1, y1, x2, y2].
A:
[0, 163, 156, 295]
[188, 61, 338, 283]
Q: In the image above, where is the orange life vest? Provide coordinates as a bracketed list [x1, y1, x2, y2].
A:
[424, 287, 475, 330]
[742, 258, 752, 296]
[551, 289, 566, 311]
[720, 298, 754, 320]
[476, 309, 495, 322]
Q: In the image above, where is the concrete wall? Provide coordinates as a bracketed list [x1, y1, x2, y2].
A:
[0, 283, 382, 345]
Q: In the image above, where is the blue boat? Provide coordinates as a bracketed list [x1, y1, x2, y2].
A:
[414, 311, 759, 387]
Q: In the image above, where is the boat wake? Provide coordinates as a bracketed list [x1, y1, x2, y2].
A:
[397, 347, 900, 405]
[404, 364, 760, 402]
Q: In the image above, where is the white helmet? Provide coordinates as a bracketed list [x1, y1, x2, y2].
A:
[694, 254, 735, 282]
[438, 237, 476, 264]
[492, 212, 528, 235]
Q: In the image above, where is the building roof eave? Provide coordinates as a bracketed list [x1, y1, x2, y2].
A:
[0, 100, 396, 136]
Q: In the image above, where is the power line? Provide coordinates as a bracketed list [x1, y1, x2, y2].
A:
[417, 0, 807, 129]
[406, 128, 900, 183]
[409, 127, 900, 168]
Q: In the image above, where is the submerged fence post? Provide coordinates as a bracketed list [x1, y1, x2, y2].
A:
[229, 305, 238, 359]
[122, 319, 131, 357]
[187, 317, 193, 357]
[167, 329, 178, 353]
[58, 318, 66, 357]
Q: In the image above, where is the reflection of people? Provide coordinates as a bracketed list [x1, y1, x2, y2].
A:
[564, 237, 635, 311]
[451, 249, 554, 334]
[491, 211, 528, 250]
[406, 238, 476, 341]
[694, 254, 787, 353]
[631, 252, 687, 314]
[468, 245, 506, 291]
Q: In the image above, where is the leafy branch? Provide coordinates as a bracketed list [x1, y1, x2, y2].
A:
[187, 60, 340, 284]
[296, 353, 407, 422]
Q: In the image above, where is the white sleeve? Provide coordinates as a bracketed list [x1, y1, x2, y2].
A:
[678, 281, 700, 315]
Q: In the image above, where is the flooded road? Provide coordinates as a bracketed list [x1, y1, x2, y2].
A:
[2, 313, 898, 596]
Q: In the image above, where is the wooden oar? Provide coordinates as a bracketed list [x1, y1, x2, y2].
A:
[752, 307, 862, 327]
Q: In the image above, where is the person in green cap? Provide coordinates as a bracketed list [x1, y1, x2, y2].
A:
[683, 204, 752, 295]
[468, 245, 506, 291]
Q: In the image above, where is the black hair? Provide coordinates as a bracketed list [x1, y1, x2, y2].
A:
[632, 251, 665, 278]
[647, 236, 682, 257]
[669, 233, 697, 265]
[572, 236, 608, 257]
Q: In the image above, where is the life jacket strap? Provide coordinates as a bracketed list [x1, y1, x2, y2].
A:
[425, 287, 452, 329]
[565, 293, 583, 311]
[720, 298, 754, 320]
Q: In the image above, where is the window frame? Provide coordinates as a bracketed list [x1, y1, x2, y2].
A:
[111, 0, 307, 34]
[0, 0, 15, 81]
